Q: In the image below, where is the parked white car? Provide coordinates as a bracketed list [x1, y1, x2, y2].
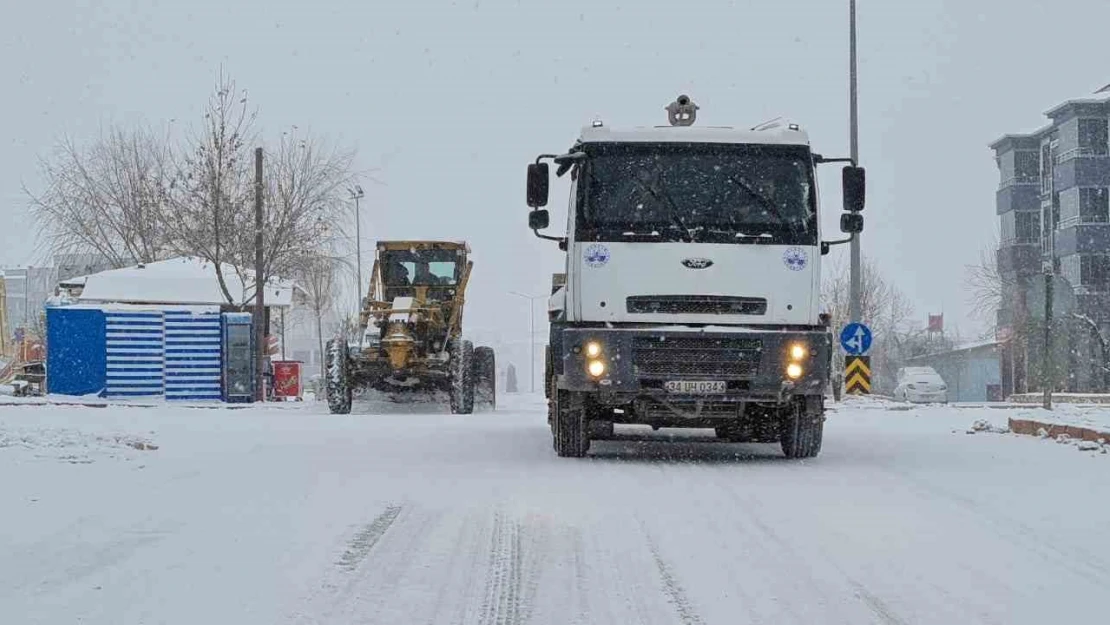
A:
[893, 366, 949, 404]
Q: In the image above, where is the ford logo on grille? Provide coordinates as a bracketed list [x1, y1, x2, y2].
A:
[681, 258, 713, 269]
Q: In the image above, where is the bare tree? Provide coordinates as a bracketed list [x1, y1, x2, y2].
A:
[822, 254, 920, 391]
[294, 253, 347, 378]
[167, 70, 257, 305]
[965, 238, 1015, 334]
[258, 128, 355, 289]
[27, 124, 173, 268]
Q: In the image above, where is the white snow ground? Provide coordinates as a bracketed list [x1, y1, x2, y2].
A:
[1, 395, 1108, 625]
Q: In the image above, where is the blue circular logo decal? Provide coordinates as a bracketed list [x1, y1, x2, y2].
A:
[584, 243, 611, 268]
[783, 247, 808, 271]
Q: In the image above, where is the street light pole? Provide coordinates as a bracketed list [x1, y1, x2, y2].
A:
[348, 186, 365, 346]
[510, 291, 545, 393]
[848, 0, 863, 324]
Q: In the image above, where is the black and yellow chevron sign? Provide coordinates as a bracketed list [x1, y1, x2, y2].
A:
[845, 355, 871, 395]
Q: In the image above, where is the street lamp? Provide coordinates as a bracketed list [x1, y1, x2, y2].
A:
[348, 185, 365, 345]
[510, 291, 546, 393]
[848, 0, 862, 324]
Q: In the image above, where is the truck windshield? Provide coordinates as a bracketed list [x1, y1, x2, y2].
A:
[577, 142, 817, 245]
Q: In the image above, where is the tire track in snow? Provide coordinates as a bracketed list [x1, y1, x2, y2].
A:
[303, 505, 441, 624]
[336, 504, 403, 571]
[851, 582, 910, 625]
[477, 511, 528, 625]
[642, 530, 705, 625]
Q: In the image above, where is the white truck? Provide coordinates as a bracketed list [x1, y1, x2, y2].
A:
[526, 95, 865, 458]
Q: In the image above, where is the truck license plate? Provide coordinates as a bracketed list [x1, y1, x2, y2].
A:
[664, 380, 726, 394]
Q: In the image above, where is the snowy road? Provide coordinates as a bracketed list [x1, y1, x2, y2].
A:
[2, 395, 1108, 625]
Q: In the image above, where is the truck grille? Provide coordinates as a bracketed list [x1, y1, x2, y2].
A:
[626, 295, 767, 316]
[632, 336, 762, 379]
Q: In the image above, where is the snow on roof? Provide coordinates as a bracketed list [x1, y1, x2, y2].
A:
[1044, 96, 1110, 118]
[77, 257, 294, 308]
[907, 339, 1000, 363]
[577, 121, 811, 147]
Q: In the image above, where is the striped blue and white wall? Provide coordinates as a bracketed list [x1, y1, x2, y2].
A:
[164, 311, 222, 401]
[105, 311, 165, 398]
[47, 305, 238, 401]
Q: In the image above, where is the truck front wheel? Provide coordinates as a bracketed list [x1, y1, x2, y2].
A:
[780, 396, 824, 458]
[473, 346, 496, 410]
[553, 390, 590, 457]
[325, 338, 352, 415]
[449, 339, 476, 414]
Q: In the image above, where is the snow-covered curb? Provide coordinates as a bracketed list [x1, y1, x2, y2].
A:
[1009, 392, 1110, 405]
[1009, 417, 1109, 442]
[1005, 405, 1110, 454]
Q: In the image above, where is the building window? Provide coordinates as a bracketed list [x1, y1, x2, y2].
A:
[1080, 188, 1110, 223]
[1014, 151, 1039, 182]
[1041, 143, 1053, 194]
[1084, 255, 1110, 290]
[1001, 210, 1040, 244]
[1078, 118, 1109, 156]
[1061, 254, 1110, 291]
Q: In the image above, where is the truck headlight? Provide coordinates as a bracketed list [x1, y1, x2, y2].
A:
[587, 359, 607, 377]
[789, 342, 807, 361]
[786, 363, 804, 379]
[585, 341, 603, 358]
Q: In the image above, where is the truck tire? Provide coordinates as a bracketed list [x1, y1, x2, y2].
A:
[547, 371, 557, 436]
[449, 339, 475, 414]
[325, 338, 352, 415]
[553, 390, 590, 457]
[473, 346, 496, 410]
[780, 396, 823, 458]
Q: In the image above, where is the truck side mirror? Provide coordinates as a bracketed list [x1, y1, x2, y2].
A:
[842, 166, 865, 212]
[527, 163, 550, 208]
[840, 212, 864, 234]
[529, 209, 550, 230]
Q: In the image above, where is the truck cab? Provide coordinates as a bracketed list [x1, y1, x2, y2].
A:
[526, 95, 865, 458]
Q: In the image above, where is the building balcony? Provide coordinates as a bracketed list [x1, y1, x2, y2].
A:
[997, 243, 1042, 276]
[1053, 154, 1110, 191]
[996, 183, 1041, 214]
[1053, 223, 1110, 256]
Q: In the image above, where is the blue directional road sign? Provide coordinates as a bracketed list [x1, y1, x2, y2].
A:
[840, 322, 872, 356]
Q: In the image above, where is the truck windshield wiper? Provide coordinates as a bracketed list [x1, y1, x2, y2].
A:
[631, 175, 693, 242]
[727, 177, 807, 234]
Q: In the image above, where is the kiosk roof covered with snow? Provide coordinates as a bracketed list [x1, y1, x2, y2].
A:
[74, 257, 295, 308]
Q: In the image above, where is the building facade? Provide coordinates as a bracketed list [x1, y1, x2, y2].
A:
[991, 95, 1110, 395]
[905, 341, 1003, 403]
[1, 266, 57, 334]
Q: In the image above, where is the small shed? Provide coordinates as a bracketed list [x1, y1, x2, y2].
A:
[44, 257, 293, 401]
[46, 304, 225, 400]
[905, 341, 1003, 402]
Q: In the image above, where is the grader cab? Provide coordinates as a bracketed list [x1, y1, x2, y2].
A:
[325, 241, 496, 414]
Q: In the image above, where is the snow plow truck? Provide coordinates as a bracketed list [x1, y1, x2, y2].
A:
[325, 240, 496, 414]
[525, 95, 866, 458]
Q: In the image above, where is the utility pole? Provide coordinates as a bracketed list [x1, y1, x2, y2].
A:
[346, 185, 364, 350]
[510, 291, 545, 393]
[1042, 265, 1054, 410]
[254, 147, 266, 403]
[848, 0, 862, 323]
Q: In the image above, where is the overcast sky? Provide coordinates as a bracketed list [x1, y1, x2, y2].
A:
[4, 0, 1110, 343]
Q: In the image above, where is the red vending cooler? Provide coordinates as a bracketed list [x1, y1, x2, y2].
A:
[272, 360, 303, 401]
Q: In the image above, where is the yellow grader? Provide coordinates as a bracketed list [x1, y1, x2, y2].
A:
[324, 240, 496, 414]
